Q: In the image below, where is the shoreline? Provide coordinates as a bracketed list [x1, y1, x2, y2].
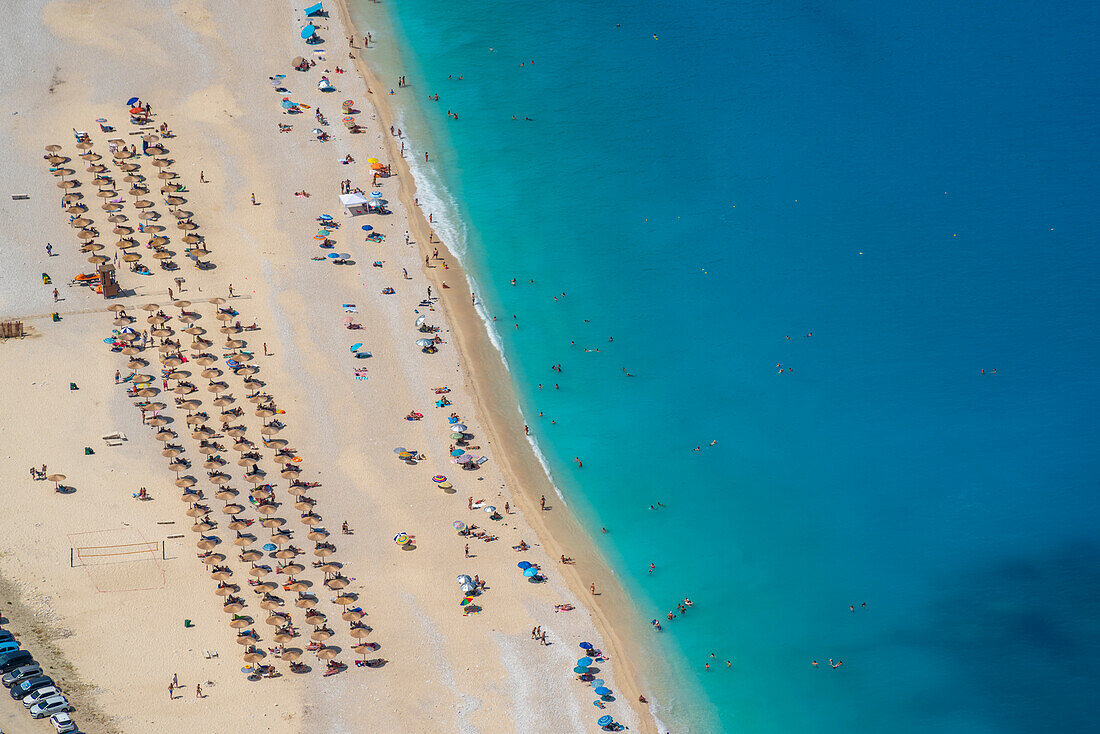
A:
[331, 0, 662, 729]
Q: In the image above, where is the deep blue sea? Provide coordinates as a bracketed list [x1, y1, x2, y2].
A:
[347, 0, 1100, 731]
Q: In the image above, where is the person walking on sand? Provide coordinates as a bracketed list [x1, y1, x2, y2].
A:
[590, 582, 596, 595]
[46, 243, 52, 256]
[195, 683, 202, 698]
[464, 543, 469, 558]
[168, 682, 174, 699]
[540, 495, 546, 510]
[53, 288, 59, 302]
[250, 193, 256, 205]
[263, 343, 268, 356]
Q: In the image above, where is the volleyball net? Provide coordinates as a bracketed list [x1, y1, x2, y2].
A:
[70, 540, 164, 567]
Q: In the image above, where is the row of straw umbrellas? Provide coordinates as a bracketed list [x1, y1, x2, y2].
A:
[107, 298, 376, 672]
[46, 134, 207, 273]
[49, 127, 371, 673]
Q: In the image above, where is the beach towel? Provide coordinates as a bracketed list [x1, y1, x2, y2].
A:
[342, 304, 357, 312]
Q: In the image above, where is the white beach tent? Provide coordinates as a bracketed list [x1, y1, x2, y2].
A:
[339, 192, 370, 216]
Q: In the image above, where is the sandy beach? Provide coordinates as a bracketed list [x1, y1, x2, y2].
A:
[0, 1, 657, 732]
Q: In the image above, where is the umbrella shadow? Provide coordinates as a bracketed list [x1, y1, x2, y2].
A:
[401, 542, 417, 551]
[56, 485, 76, 494]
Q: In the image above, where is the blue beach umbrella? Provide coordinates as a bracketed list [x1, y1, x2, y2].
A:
[573, 665, 588, 674]
[262, 543, 276, 551]
[578, 657, 593, 667]
[450, 449, 465, 457]
[594, 686, 612, 696]
[327, 252, 340, 259]
[579, 642, 593, 650]
[301, 25, 316, 39]
[281, 99, 297, 109]
[350, 343, 363, 352]
[360, 225, 372, 231]
[523, 567, 539, 578]
[598, 715, 613, 727]
[517, 561, 532, 570]
[369, 190, 382, 198]
[126, 96, 139, 106]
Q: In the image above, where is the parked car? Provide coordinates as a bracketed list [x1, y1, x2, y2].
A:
[30, 696, 71, 719]
[23, 685, 60, 707]
[2, 664, 41, 688]
[0, 641, 21, 655]
[50, 712, 78, 733]
[0, 650, 32, 673]
[11, 676, 53, 699]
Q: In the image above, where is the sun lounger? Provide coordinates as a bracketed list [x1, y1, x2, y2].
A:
[101, 432, 128, 446]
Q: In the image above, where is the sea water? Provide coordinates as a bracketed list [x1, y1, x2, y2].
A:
[346, 0, 1100, 731]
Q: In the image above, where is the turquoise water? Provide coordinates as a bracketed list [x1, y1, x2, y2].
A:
[347, 0, 1100, 731]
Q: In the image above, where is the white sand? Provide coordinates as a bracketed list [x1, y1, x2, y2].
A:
[0, 1, 656, 732]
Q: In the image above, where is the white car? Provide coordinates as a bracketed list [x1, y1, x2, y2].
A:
[30, 695, 71, 719]
[51, 712, 77, 733]
[23, 685, 60, 707]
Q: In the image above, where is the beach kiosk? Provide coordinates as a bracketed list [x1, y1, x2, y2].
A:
[339, 192, 370, 216]
[98, 262, 121, 298]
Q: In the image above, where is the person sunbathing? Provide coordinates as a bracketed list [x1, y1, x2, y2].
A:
[514, 540, 529, 551]
[560, 555, 575, 564]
